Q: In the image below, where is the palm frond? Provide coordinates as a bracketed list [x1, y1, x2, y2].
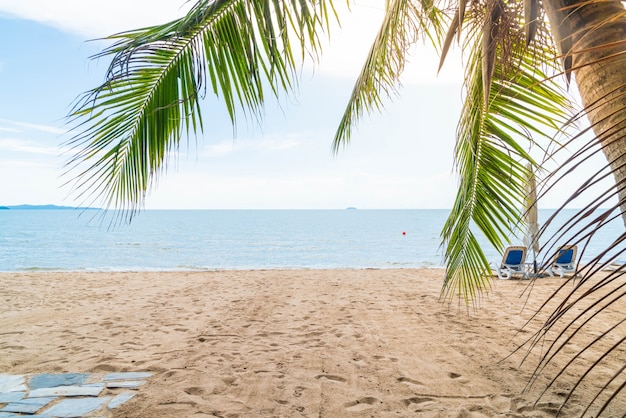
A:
[516, 83, 626, 416]
[482, 0, 505, 104]
[64, 0, 339, 221]
[332, 0, 444, 151]
[440, 16, 572, 303]
[439, 11, 460, 71]
[523, 0, 539, 45]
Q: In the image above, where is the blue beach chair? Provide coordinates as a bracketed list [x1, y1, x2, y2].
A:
[546, 245, 578, 278]
[495, 246, 527, 280]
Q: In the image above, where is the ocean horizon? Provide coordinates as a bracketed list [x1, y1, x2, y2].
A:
[0, 208, 622, 272]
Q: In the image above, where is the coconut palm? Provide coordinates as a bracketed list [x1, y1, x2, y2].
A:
[64, 0, 625, 413]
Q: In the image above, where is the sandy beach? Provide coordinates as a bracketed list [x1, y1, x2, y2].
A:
[1, 269, 623, 417]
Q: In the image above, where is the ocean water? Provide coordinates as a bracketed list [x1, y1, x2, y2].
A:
[0, 209, 623, 272]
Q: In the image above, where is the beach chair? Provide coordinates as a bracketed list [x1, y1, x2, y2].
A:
[604, 259, 626, 271]
[546, 245, 578, 278]
[495, 246, 527, 280]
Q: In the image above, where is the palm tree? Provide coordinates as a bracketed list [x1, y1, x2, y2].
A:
[64, 0, 625, 414]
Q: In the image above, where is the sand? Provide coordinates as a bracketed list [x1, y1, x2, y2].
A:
[0, 269, 623, 417]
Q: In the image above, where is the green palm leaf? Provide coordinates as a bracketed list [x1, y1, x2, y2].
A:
[64, 0, 338, 220]
[440, 20, 572, 302]
[332, 0, 444, 151]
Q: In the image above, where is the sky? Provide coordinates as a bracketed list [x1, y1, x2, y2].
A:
[0, 0, 612, 210]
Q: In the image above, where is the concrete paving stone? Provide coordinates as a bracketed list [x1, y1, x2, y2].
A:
[41, 397, 110, 417]
[102, 372, 152, 381]
[0, 392, 25, 404]
[29, 373, 89, 390]
[0, 375, 25, 393]
[0, 372, 150, 417]
[107, 392, 136, 409]
[15, 414, 53, 418]
[0, 415, 50, 418]
[105, 380, 146, 389]
[1, 396, 56, 414]
[28, 383, 104, 398]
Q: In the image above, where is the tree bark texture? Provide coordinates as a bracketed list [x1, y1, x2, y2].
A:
[544, 0, 626, 225]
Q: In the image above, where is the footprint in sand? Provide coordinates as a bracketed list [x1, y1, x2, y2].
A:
[397, 376, 426, 387]
[372, 355, 399, 362]
[487, 394, 513, 412]
[293, 385, 306, 398]
[402, 397, 435, 408]
[184, 387, 205, 396]
[315, 374, 347, 383]
[89, 364, 119, 373]
[221, 376, 237, 385]
[351, 357, 367, 367]
[344, 396, 379, 412]
[448, 372, 470, 383]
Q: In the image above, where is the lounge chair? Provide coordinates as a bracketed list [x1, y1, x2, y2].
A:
[546, 245, 578, 278]
[495, 246, 527, 280]
[604, 260, 626, 271]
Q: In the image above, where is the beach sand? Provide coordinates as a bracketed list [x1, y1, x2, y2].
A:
[1, 269, 623, 417]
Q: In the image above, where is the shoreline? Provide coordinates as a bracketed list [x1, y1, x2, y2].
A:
[1, 269, 622, 416]
[0, 266, 448, 273]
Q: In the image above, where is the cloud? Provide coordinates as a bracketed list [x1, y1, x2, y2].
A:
[199, 135, 308, 158]
[0, 0, 192, 38]
[0, 0, 463, 86]
[312, 2, 464, 85]
[0, 159, 54, 169]
[144, 163, 458, 209]
[0, 138, 60, 156]
[0, 119, 66, 135]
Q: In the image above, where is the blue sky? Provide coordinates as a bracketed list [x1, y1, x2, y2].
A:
[0, 1, 609, 210]
[0, 0, 470, 210]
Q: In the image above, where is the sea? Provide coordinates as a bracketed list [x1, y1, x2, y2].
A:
[0, 209, 623, 272]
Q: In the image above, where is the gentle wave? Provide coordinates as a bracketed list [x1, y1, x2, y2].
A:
[0, 209, 621, 272]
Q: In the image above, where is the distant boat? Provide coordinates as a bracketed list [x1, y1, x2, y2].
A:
[346, 207, 357, 210]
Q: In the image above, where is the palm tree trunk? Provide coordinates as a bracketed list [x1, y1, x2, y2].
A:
[544, 0, 626, 225]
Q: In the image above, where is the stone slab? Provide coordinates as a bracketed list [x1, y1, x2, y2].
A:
[107, 392, 136, 409]
[0, 392, 25, 404]
[1, 396, 55, 414]
[41, 396, 110, 417]
[103, 372, 152, 381]
[29, 383, 104, 398]
[0, 415, 51, 418]
[29, 373, 89, 390]
[0, 375, 24, 393]
[0, 415, 53, 418]
[106, 380, 146, 389]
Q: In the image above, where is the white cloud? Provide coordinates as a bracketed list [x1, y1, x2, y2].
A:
[0, 159, 53, 169]
[0, 0, 463, 86]
[145, 168, 456, 209]
[0, 0, 465, 209]
[0, 0, 193, 38]
[0, 119, 67, 135]
[199, 135, 309, 158]
[0, 138, 60, 156]
[313, 2, 464, 85]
